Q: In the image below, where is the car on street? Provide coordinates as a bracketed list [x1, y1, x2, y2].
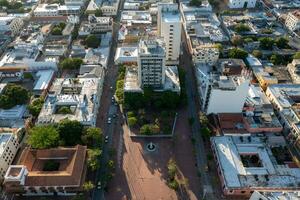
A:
[107, 117, 112, 124]
[97, 181, 102, 189]
[111, 96, 115, 102]
[105, 136, 109, 143]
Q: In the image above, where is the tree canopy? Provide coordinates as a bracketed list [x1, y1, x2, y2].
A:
[95, 9, 102, 17]
[87, 148, 101, 171]
[82, 127, 103, 147]
[231, 35, 243, 46]
[228, 48, 248, 60]
[85, 35, 100, 48]
[234, 23, 250, 33]
[252, 50, 262, 59]
[0, 83, 29, 109]
[28, 97, 44, 117]
[294, 52, 300, 59]
[189, 0, 202, 7]
[57, 119, 83, 146]
[259, 37, 274, 50]
[27, 125, 59, 149]
[60, 58, 83, 70]
[275, 37, 289, 49]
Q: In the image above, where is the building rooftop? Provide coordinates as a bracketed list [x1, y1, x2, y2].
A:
[211, 135, 300, 190]
[124, 66, 142, 93]
[139, 38, 165, 56]
[37, 78, 102, 126]
[5, 145, 86, 187]
[121, 11, 152, 25]
[0, 133, 13, 158]
[267, 84, 300, 109]
[114, 46, 138, 64]
[33, 70, 55, 92]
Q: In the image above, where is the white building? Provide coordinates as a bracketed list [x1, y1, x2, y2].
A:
[33, 4, 81, 17]
[250, 191, 300, 200]
[138, 38, 166, 88]
[0, 130, 20, 181]
[193, 45, 219, 65]
[197, 59, 251, 114]
[123, 2, 140, 10]
[211, 135, 300, 197]
[78, 15, 112, 36]
[285, 11, 300, 31]
[114, 46, 138, 65]
[120, 11, 152, 25]
[0, 17, 23, 37]
[37, 78, 104, 126]
[228, 0, 256, 8]
[100, 0, 120, 16]
[157, 3, 181, 65]
[287, 59, 300, 84]
[65, 0, 86, 7]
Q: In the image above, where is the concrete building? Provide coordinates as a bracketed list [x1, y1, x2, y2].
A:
[33, 4, 81, 17]
[0, 17, 23, 37]
[287, 59, 300, 84]
[64, 0, 86, 7]
[114, 46, 138, 65]
[157, 3, 181, 65]
[197, 59, 251, 114]
[249, 191, 300, 200]
[192, 45, 219, 65]
[285, 11, 300, 31]
[78, 15, 112, 36]
[4, 145, 87, 196]
[100, 0, 120, 16]
[211, 135, 300, 197]
[37, 78, 103, 126]
[0, 129, 20, 181]
[228, 0, 256, 8]
[138, 38, 166, 89]
[120, 11, 152, 25]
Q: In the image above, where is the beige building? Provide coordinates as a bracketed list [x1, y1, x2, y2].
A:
[287, 59, 300, 84]
[285, 11, 300, 31]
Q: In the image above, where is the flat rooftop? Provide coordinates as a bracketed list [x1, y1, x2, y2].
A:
[267, 84, 300, 109]
[211, 135, 300, 190]
[0, 133, 12, 158]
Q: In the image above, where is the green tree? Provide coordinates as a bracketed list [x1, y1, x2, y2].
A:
[57, 106, 72, 114]
[294, 52, 300, 59]
[60, 58, 83, 70]
[234, 23, 250, 33]
[57, 119, 83, 146]
[0, 83, 29, 109]
[83, 181, 95, 191]
[140, 124, 159, 135]
[259, 37, 274, 50]
[28, 97, 44, 117]
[231, 35, 243, 46]
[189, 0, 202, 6]
[82, 127, 103, 147]
[51, 27, 62, 35]
[95, 9, 102, 17]
[167, 158, 177, 178]
[27, 125, 59, 149]
[270, 54, 285, 65]
[252, 50, 262, 59]
[87, 148, 101, 171]
[201, 127, 211, 140]
[244, 37, 253, 43]
[85, 34, 100, 48]
[275, 37, 289, 49]
[128, 116, 138, 127]
[199, 112, 208, 126]
[228, 48, 248, 60]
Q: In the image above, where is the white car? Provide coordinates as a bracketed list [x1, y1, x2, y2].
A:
[107, 117, 112, 124]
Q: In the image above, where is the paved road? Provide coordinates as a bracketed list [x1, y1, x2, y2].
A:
[92, 0, 125, 199]
[180, 32, 216, 200]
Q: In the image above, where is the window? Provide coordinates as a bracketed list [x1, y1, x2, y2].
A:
[241, 191, 246, 194]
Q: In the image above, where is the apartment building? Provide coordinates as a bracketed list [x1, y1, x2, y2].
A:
[197, 59, 251, 114]
[0, 129, 20, 181]
[285, 11, 300, 31]
[100, 0, 120, 16]
[37, 78, 104, 126]
[192, 45, 219, 65]
[4, 145, 87, 196]
[64, 0, 86, 6]
[157, 3, 181, 65]
[138, 38, 166, 89]
[287, 59, 300, 84]
[33, 4, 81, 17]
[0, 17, 23, 37]
[228, 0, 256, 8]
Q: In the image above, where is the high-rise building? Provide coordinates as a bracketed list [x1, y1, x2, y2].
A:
[138, 38, 166, 89]
[157, 3, 181, 65]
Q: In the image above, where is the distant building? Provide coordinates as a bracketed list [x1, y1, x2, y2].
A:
[100, 0, 120, 16]
[4, 145, 87, 196]
[211, 135, 300, 197]
[0, 128, 21, 182]
[37, 78, 103, 126]
[197, 59, 251, 114]
[192, 45, 219, 65]
[228, 0, 256, 8]
[114, 46, 138, 65]
[64, 0, 86, 7]
[33, 4, 81, 17]
[250, 191, 300, 200]
[158, 3, 181, 65]
[287, 59, 300, 84]
[285, 11, 300, 31]
[138, 38, 166, 88]
[78, 15, 112, 36]
[0, 17, 23, 37]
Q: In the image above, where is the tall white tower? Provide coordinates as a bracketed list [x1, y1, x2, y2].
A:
[158, 3, 181, 65]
